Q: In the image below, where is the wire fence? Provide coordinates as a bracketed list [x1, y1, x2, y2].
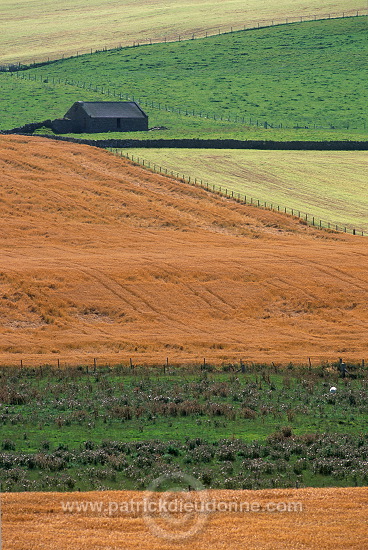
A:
[0, 8, 366, 70]
[12, 69, 368, 133]
[2, 357, 365, 371]
[111, 148, 366, 237]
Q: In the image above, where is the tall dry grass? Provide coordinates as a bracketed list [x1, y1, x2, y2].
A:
[0, 135, 367, 366]
[2, 487, 367, 549]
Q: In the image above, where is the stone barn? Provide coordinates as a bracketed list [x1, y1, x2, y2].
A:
[52, 101, 148, 133]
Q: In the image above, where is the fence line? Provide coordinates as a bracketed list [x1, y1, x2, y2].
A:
[0, 9, 366, 70]
[2, 357, 365, 371]
[12, 69, 368, 133]
[112, 149, 365, 237]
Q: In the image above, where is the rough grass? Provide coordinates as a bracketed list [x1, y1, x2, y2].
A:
[3, 487, 368, 549]
[1, 135, 368, 366]
[125, 148, 368, 232]
[1, 17, 367, 134]
[1, 366, 367, 492]
[1, 72, 368, 142]
[1, 0, 360, 64]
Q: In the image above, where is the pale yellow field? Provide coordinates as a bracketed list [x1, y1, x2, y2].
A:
[3, 487, 368, 549]
[127, 149, 368, 232]
[0, 0, 362, 64]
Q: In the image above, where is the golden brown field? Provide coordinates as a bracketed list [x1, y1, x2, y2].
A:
[3, 487, 367, 549]
[1, 0, 361, 64]
[0, 135, 367, 367]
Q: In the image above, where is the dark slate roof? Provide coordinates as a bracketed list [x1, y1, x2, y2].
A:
[77, 101, 147, 119]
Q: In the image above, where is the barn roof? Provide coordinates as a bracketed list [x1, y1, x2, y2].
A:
[75, 101, 147, 119]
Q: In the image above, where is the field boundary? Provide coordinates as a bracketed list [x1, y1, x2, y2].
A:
[2, 132, 368, 151]
[114, 149, 366, 237]
[0, 358, 365, 371]
[1, 132, 365, 236]
[0, 10, 366, 70]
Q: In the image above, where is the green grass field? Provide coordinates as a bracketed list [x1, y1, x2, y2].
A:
[1, 17, 367, 136]
[124, 148, 368, 232]
[2, 73, 367, 143]
[1, 364, 367, 491]
[1, 0, 360, 64]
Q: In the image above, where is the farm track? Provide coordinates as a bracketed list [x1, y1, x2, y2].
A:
[79, 266, 210, 335]
[0, 134, 367, 366]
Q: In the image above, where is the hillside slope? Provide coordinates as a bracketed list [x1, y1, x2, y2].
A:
[1, 0, 358, 64]
[4, 17, 367, 132]
[0, 135, 367, 366]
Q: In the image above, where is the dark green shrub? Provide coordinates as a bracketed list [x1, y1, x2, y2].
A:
[2, 439, 15, 451]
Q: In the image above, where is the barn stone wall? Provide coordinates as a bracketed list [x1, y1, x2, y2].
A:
[62, 102, 149, 133]
[50, 119, 75, 133]
[83, 117, 148, 133]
